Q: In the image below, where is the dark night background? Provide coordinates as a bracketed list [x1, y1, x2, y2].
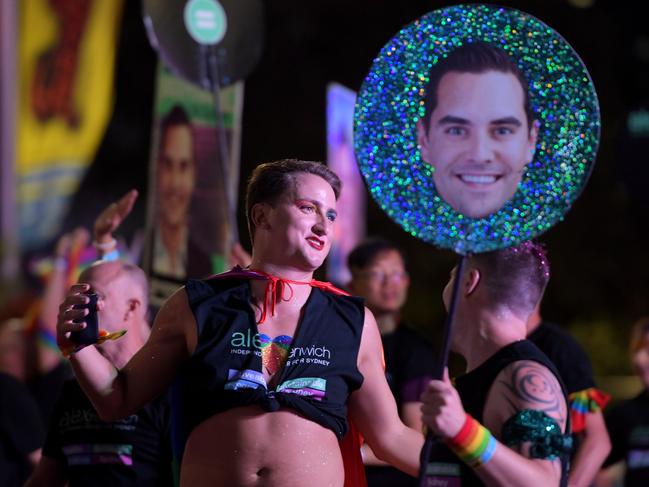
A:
[61, 0, 649, 380]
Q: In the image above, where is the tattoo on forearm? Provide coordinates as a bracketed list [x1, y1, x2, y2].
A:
[500, 363, 565, 424]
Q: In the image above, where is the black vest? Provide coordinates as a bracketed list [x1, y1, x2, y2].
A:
[170, 276, 365, 465]
[424, 340, 571, 487]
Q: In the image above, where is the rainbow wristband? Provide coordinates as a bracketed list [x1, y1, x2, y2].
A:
[446, 414, 497, 468]
[37, 328, 59, 351]
[59, 329, 128, 358]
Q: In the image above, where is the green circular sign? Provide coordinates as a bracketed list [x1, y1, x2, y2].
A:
[184, 0, 227, 45]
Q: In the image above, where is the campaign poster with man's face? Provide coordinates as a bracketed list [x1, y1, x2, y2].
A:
[145, 65, 243, 305]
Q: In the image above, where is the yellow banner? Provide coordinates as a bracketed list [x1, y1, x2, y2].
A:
[16, 0, 123, 248]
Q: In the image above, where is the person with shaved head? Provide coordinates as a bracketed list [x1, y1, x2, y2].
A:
[27, 261, 172, 487]
[421, 242, 572, 487]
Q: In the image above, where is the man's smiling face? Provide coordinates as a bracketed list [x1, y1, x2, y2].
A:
[417, 70, 538, 219]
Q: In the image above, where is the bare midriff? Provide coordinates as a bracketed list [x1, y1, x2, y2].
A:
[180, 405, 345, 487]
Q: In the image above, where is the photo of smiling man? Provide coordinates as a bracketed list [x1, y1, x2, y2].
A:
[150, 101, 222, 284]
[416, 42, 539, 219]
[153, 104, 198, 279]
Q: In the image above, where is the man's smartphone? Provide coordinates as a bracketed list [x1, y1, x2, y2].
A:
[70, 293, 99, 345]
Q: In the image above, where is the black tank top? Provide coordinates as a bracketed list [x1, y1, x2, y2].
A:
[170, 276, 365, 464]
[424, 340, 571, 487]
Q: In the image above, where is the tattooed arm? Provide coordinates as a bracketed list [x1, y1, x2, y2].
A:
[484, 360, 567, 430]
[480, 360, 567, 486]
[421, 361, 568, 487]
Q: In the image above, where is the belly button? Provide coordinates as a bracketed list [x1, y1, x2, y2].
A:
[256, 467, 270, 477]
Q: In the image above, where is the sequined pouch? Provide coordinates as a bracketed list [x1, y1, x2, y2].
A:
[501, 409, 573, 460]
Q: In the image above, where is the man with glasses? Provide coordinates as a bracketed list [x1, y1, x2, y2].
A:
[348, 238, 435, 486]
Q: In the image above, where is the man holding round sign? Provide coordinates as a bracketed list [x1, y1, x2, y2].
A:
[420, 243, 571, 486]
[353, 4, 601, 486]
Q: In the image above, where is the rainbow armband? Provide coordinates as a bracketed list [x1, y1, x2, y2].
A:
[446, 414, 497, 468]
[569, 387, 611, 433]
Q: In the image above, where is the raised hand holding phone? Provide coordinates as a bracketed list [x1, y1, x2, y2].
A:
[70, 293, 99, 346]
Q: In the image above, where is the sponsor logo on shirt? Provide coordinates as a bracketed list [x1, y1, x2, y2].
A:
[276, 377, 327, 401]
[229, 330, 332, 366]
[423, 462, 461, 487]
[59, 408, 139, 432]
[63, 443, 133, 466]
[224, 369, 327, 400]
[224, 368, 267, 390]
[285, 345, 331, 367]
[628, 449, 649, 469]
[229, 329, 263, 357]
[289, 345, 331, 360]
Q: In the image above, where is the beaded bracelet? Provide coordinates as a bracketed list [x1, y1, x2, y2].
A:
[101, 248, 120, 262]
[446, 413, 497, 468]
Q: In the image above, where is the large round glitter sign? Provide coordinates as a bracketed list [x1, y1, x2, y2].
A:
[354, 4, 600, 254]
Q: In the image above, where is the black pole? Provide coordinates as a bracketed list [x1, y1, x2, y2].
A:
[204, 45, 239, 246]
[417, 253, 466, 486]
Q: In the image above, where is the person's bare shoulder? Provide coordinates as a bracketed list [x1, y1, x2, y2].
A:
[357, 306, 382, 360]
[150, 287, 198, 356]
[113, 287, 197, 415]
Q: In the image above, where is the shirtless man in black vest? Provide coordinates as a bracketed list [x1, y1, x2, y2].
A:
[421, 242, 571, 487]
[56, 159, 424, 486]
